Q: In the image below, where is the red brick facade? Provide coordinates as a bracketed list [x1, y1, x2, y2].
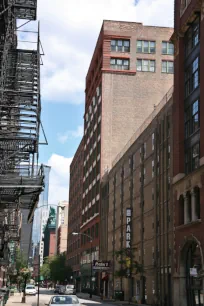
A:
[172, 1, 204, 306]
[67, 138, 84, 280]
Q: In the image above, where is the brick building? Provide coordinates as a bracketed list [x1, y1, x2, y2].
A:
[172, 1, 204, 306]
[67, 139, 84, 290]
[43, 222, 56, 258]
[100, 88, 173, 304]
[82, 20, 174, 293]
[55, 201, 69, 255]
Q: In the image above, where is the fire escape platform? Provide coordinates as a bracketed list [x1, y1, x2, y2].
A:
[0, 173, 44, 210]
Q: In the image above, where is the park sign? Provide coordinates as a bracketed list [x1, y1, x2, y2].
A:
[93, 260, 111, 271]
[126, 208, 132, 278]
[126, 208, 132, 248]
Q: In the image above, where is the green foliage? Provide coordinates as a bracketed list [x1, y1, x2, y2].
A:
[40, 257, 51, 280]
[41, 253, 72, 283]
[114, 247, 144, 278]
[10, 249, 30, 286]
[15, 249, 27, 273]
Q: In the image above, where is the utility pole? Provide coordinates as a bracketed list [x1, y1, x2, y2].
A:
[37, 254, 40, 306]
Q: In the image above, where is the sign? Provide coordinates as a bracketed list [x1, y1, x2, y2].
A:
[93, 260, 111, 271]
[190, 268, 197, 277]
[126, 208, 132, 248]
[126, 208, 132, 278]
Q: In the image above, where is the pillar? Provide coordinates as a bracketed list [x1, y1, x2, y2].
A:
[184, 193, 190, 224]
[191, 189, 198, 221]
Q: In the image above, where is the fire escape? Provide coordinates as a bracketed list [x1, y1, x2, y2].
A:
[0, 0, 44, 270]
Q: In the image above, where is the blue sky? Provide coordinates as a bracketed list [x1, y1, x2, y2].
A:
[30, 0, 174, 205]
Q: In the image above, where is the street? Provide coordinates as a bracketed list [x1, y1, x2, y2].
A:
[8, 289, 116, 306]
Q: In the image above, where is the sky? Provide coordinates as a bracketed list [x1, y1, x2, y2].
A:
[27, 0, 174, 205]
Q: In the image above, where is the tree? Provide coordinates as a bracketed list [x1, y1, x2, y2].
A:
[50, 253, 72, 283]
[40, 253, 73, 284]
[115, 247, 144, 302]
[9, 249, 28, 287]
[115, 247, 144, 278]
[40, 257, 51, 280]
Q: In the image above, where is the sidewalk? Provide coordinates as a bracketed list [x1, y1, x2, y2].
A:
[6, 293, 32, 306]
[77, 293, 148, 306]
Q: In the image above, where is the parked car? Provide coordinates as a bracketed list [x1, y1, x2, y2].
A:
[54, 285, 60, 294]
[45, 295, 80, 306]
[25, 285, 36, 296]
[64, 285, 76, 295]
[58, 286, 66, 295]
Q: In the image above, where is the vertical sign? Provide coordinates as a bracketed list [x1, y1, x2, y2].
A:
[126, 208, 132, 277]
[126, 208, 132, 248]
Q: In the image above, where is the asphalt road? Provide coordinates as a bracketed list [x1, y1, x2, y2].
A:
[26, 289, 113, 306]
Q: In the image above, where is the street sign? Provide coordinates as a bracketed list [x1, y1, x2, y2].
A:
[190, 268, 197, 276]
[93, 260, 111, 271]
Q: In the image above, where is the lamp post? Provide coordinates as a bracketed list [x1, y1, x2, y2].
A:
[72, 232, 93, 299]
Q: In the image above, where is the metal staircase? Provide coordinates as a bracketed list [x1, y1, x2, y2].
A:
[0, 0, 44, 267]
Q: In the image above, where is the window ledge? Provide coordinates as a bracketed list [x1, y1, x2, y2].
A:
[176, 219, 201, 230]
[102, 68, 136, 75]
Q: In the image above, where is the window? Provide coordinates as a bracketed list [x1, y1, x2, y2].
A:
[111, 39, 130, 52]
[162, 61, 174, 73]
[162, 41, 174, 55]
[185, 99, 199, 138]
[185, 16, 200, 57]
[152, 133, 155, 150]
[185, 142, 200, 174]
[185, 57, 199, 98]
[137, 40, 156, 53]
[152, 160, 155, 178]
[137, 59, 155, 72]
[110, 58, 130, 70]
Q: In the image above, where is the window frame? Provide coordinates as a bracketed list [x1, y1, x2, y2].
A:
[184, 16, 200, 58]
[184, 56, 200, 98]
[136, 40, 156, 54]
[185, 99, 200, 139]
[162, 41, 174, 55]
[136, 59, 156, 72]
[185, 142, 200, 174]
[111, 39, 130, 52]
[162, 60, 174, 74]
[110, 58, 130, 70]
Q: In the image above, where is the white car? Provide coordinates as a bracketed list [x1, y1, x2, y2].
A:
[46, 295, 80, 306]
[25, 285, 36, 296]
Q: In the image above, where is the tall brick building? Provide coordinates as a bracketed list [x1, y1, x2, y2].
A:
[100, 88, 173, 305]
[81, 20, 173, 292]
[172, 1, 204, 306]
[67, 138, 84, 291]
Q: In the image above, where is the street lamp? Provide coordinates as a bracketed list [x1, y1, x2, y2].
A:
[72, 232, 93, 299]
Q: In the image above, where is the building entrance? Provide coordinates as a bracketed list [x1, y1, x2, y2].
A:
[185, 242, 203, 306]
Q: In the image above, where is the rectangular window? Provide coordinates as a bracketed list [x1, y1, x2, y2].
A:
[137, 40, 156, 53]
[185, 99, 199, 138]
[185, 57, 199, 98]
[110, 58, 130, 70]
[185, 16, 200, 57]
[162, 61, 174, 74]
[111, 39, 130, 52]
[137, 59, 156, 72]
[185, 142, 200, 174]
[152, 133, 155, 150]
[152, 160, 155, 178]
[162, 41, 174, 55]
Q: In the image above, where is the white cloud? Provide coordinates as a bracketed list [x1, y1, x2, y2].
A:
[57, 125, 83, 144]
[20, 0, 174, 104]
[47, 154, 73, 205]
